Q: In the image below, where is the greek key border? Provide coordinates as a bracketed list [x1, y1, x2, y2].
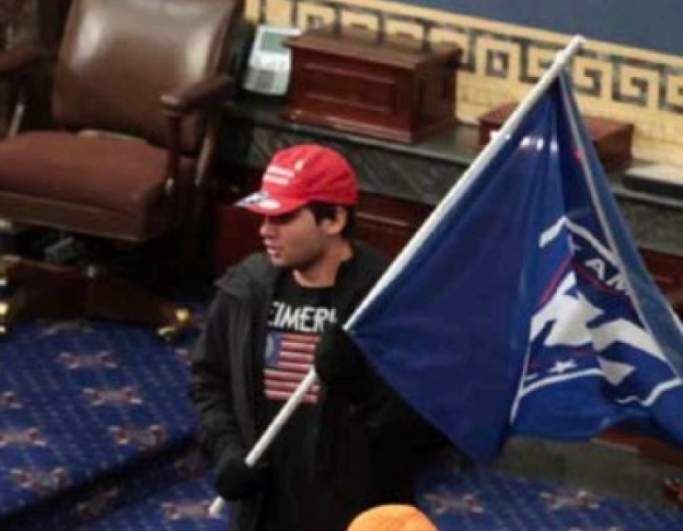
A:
[262, 0, 683, 115]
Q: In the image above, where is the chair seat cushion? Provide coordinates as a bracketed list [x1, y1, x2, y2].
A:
[0, 131, 191, 215]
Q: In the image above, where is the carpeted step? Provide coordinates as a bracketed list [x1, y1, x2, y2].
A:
[71, 476, 228, 531]
[1, 439, 206, 531]
[3, 308, 683, 531]
[417, 455, 683, 530]
[0, 317, 203, 529]
[55, 461, 683, 531]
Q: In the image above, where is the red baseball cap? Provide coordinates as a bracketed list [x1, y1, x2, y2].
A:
[236, 144, 358, 216]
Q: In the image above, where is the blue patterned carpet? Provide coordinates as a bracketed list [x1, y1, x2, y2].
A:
[0, 313, 681, 530]
[418, 461, 683, 530]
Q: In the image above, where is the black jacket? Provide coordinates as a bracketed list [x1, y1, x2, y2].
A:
[190, 242, 446, 531]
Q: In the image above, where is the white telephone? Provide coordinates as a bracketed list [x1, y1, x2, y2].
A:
[242, 25, 302, 96]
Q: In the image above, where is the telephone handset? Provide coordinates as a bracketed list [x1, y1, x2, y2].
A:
[240, 25, 301, 96]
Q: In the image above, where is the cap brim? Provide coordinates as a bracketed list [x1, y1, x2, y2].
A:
[235, 192, 307, 216]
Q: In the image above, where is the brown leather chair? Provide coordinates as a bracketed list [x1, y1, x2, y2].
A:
[0, 0, 243, 337]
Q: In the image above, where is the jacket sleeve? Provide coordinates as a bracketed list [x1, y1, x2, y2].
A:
[190, 292, 246, 466]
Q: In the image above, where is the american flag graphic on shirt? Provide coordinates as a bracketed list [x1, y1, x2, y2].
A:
[264, 331, 321, 404]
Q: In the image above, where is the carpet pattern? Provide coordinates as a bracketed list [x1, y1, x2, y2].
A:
[0, 313, 681, 529]
[418, 458, 683, 530]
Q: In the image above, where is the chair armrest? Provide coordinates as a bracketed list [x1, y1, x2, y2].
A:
[0, 46, 49, 80]
[160, 74, 233, 115]
[161, 74, 233, 196]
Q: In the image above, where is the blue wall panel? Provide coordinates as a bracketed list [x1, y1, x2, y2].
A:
[417, 1, 680, 56]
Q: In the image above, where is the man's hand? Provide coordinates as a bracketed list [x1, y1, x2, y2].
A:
[214, 451, 270, 500]
[314, 324, 364, 382]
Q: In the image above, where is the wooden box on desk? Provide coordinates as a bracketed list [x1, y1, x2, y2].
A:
[284, 28, 461, 143]
[478, 102, 634, 171]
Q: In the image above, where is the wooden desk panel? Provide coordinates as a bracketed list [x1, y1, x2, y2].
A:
[285, 28, 460, 143]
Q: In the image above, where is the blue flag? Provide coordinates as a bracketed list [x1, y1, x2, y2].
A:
[347, 71, 683, 461]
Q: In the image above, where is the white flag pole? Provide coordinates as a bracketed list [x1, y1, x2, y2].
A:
[209, 34, 586, 517]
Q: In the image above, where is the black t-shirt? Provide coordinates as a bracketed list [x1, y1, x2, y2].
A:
[258, 273, 341, 531]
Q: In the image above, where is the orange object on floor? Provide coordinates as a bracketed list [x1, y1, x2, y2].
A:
[347, 504, 438, 531]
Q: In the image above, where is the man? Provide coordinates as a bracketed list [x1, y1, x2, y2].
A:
[190, 144, 445, 531]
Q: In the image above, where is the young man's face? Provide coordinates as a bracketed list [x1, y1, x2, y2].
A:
[259, 207, 336, 270]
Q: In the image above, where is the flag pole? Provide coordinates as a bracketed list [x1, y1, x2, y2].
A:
[209, 34, 586, 517]
[209, 371, 319, 515]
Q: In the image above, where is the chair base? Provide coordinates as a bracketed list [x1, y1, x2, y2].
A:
[0, 255, 192, 341]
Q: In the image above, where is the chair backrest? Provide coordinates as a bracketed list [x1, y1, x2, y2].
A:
[53, 0, 241, 153]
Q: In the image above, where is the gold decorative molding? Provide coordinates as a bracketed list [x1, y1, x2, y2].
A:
[250, 0, 683, 165]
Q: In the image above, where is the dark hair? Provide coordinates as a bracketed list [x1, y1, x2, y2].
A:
[307, 202, 356, 239]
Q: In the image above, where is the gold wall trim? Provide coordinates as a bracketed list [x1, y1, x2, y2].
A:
[252, 0, 683, 166]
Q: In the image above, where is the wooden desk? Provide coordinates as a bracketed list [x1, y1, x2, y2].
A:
[285, 28, 459, 143]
